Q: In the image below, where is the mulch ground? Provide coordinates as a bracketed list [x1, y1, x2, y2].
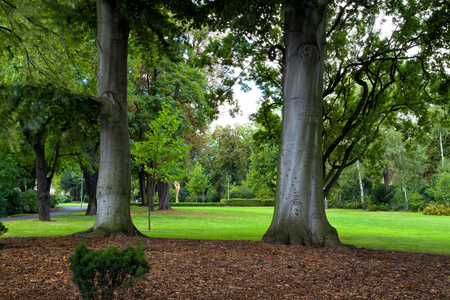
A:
[0, 236, 448, 299]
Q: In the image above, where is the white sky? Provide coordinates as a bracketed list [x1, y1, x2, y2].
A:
[210, 81, 262, 130]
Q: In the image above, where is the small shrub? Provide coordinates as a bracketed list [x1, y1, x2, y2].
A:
[0, 222, 8, 236]
[69, 239, 151, 300]
[423, 203, 450, 216]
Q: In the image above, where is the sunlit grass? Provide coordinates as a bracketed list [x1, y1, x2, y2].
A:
[1, 206, 449, 255]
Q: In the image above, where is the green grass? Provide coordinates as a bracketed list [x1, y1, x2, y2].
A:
[1, 206, 449, 255]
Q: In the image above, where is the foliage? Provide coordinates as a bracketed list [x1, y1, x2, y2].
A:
[423, 204, 450, 216]
[69, 239, 151, 300]
[369, 184, 396, 206]
[186, 163, 210, 202]
[220, 199, 275, 207]
[426, 172, 450, 204]
[132, 105, 191, 184]
[0, 222, 7, 236]
[205, 188, 220, 202]
[58, 171, 83, 202]
[229, 185, 254, 199]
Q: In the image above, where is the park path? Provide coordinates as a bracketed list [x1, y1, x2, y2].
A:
[0, 205, 87, 222]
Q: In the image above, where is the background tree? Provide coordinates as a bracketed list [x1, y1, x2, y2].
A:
[187, 163, 210, 203]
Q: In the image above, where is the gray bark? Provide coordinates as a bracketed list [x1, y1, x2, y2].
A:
[263, 2, 344, 247]
[85, 0, 140, 237]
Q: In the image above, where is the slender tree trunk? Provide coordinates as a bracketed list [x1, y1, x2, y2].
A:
[383, 163, 390, 189]
[147, 174, 156, 211]
[34, 138, 51, 221]
[23, 130, 53, 221]
[263, 2, 344, 247]
[82, 167, 98, 216]
[80, 146, 99, 216]
[357, 160, 366, 210]
[138, 168, 146, 206]
[440, 131, 445, 167]
[85, 0, 140, 237]
[158, 180, 172, 210]
[403, 183, 409, 211]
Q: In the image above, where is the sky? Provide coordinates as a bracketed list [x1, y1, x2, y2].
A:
[210, 81, 262, 130]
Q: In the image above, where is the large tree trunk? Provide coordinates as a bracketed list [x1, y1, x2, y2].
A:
[85, 0, 140, 237]
[263, 2, 343, 247]
[158, 180, 172, 210]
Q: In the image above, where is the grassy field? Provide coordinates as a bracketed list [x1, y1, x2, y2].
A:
[1, 206, 449, 255]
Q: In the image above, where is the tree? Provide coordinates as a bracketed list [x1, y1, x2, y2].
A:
[133, 105, 190, 227]
[383, 129, 428, 211]
[187, 163, 210, 202]
[0, 84, 95, 221]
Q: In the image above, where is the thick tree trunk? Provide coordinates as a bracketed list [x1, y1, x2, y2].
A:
[263, 2, 344, 247]
[85, 0, 140, 237]
[158, 180, 172, 210]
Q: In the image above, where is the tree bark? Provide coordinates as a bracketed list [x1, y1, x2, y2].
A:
[84, 0, 141, 237]
[23, 130, 53, 221]
[138, 167, 146, 206]
[263, 2, 344, 247]
[82, 166, 98, 216]
[33, 137, 51, 221]
[158, 180, 172, 210]
[147, 174, 156, 211]
[357, 160, 366, 210]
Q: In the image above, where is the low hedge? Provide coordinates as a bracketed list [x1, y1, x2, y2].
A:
[220, 198, 275, 207]
[170, 202, 226, 207]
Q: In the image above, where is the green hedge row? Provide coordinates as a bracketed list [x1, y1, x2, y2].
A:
[170, 202, 226, 207]
[220, 198, 275, 206]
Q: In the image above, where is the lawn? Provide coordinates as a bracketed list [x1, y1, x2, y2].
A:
[1, 206, 449, 255]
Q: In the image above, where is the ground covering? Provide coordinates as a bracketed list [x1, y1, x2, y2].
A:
[0, 236, 448, 299]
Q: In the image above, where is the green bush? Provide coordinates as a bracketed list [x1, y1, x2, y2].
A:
[423, 203, 450, 216]
[0, 222, 8, 236]
[55, 195, 71, 203]
[229, 185, 254, 199]
[22, 189, 38, 213]
[367, 203, 390, 211]
[328, 199, 363, 209]
[69, 239, 151, 300]
[220, 198, 275, 206]
[206, 188, 220, 202]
